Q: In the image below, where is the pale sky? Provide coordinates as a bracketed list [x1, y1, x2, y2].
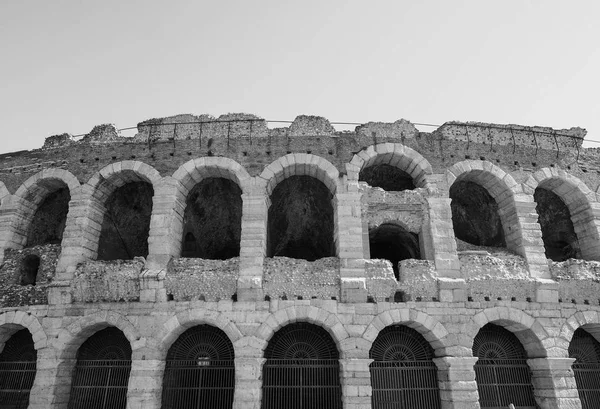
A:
[1, 0, 599, 154]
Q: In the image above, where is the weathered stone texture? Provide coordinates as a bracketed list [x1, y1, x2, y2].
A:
[71, 258, 143, 302]
[263, 257, 339, 300]
[165, 257, 239, 301]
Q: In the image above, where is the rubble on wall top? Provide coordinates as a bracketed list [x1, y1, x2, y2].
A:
[38, 113, 588, 153]
[436, 121, 586, 150]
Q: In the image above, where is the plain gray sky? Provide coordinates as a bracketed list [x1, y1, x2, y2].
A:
[1, 0, 599, 154]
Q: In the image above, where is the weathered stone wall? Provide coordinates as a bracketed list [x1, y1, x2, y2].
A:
[263, 257, 339, 300]
[165, 257, 239, 301]
[0, 244, 59, 307]
[0, 298, 596, 409]
[71, 258, 143, 302]
[1, 113, 600, 409]
[550, 259, 600, 304]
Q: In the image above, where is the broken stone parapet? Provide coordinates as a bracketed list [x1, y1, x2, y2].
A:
[435, 121, 585, 151]
[399, 259, 438, 301]
[355, 119, 419, 140]
[263, 256, 339, 300]
[80, 124, 122, 144]
[288, 115, 335, 136]
[71, 257, 143, 302]
[42, 133, 74, 150]
[364, 259, 397, 301]
[550, 258, 600, 304]
[165, 257, 239, 302]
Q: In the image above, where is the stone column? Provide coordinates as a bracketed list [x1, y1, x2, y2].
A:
[334, 190, 367, 303]
[232, 357, 265, 409]
[126, 352, 165, 409]
[509, 198, 558, 302]
[27, 348, 64, 409]
[237, 189, 268, 302]
[143, 176, 187, 302]
[528, 357, 582, 409]
[433, 357, 480, 409]
[339, 358, 373, 409]
[423, 197, 461, 278]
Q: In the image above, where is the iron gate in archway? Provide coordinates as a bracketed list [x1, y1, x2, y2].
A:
[161, 325, 235, 409]
[67, 327, 132, 409]
[262, 323, 342, 409]
[369, 325, 440, 409]
[569, 328, 600, 409]
[0, 329, 37, 409]
[473, 324, 536, 409]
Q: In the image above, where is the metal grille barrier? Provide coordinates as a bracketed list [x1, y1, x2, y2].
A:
[474, 359, 536, 409]
[370, 361, 440, 409]
[161, 360, 234, 409]
[0, 361, 36, 409]
[67, 360, 131, 409]
[572, 363, 600, 409]
[262, 359, 342, 409]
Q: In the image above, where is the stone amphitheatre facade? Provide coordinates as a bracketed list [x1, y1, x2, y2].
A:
[1, 113, 600, 409]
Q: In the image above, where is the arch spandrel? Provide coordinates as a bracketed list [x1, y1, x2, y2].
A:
[362, 309, 449, 356]
[55, 311, 139, 360]
[348, 143, 433, 189]
[156, 310, 242, 359]
[255, 306, 348, 356]
[259, 154, 339, 197]
[0, 311, 47, 350]
[86, 160, 161, 202]
[172, 157, 252, 196]
[470, 307, 548, 358]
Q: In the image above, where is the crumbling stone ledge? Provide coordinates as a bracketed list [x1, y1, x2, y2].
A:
[550, 258, 600, 304]
[166, 257, 239, 302]
[72, 258, 143, 303]
[263, 257, 339, 300]
[365, 259, 438, 302]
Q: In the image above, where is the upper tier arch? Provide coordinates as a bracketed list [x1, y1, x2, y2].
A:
[348, 143, 433, 189]
[525, 167, 600, 260]
[259, 154, 339, 196]
[447, 160, 525, 255]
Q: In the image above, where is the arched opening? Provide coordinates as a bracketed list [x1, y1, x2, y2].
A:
[26, 186, 70, 247]
[181, 178, 242, 259]
[473, 324, 536, 408]
[162, 325, 235, 409]
[369, 224, 420, 280]
[369, 325, 440, 409]
[0, 329, 37, 408]
[534, 188, 580, 261]
[267, 176, 334, 261]
[97, 182, 154, 261]
[68, 327, 132, 409]
[20, 254, 40, 285]
[569, 328, 600, 409]
[359, 164, 416, 191]
[262, 322, 341, 409]
[450, 181, 506, 247]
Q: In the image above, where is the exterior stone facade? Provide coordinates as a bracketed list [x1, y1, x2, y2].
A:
[1, 114, 599, 409]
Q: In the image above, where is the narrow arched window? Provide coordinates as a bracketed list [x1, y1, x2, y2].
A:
[473, 324, 536, 408]
[20, 254, 40, 285]
[262, 323, 341, 409]
[0, 329, 37, 407]
[68, 327, 132, 409]
[569, 328, 600, 409]
[162, 325, 235, 409]
[369, 325, 440, 409]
